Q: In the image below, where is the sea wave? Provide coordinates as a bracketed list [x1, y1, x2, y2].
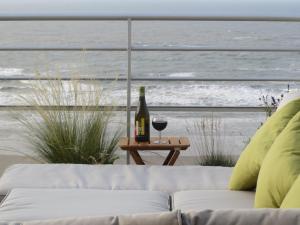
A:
[232, 36, 275, 41]
[233, 36, 256, 40]
[0, 67, 25, 76]
[122, 82, 288, 107]
[0, 68, 295, 107]
[238, 67, 300, 72]
[0, 86, 33, 92]
[167, 72, 195, 78]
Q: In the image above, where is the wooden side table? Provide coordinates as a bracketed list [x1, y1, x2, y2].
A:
[118, 136, 190, 166]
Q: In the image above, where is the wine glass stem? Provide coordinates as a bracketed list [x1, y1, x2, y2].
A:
[159, 131, 162, 144]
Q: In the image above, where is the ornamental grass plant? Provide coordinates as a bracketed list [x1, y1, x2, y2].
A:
[186, 114, 236, 167]
[16, 76, 122, 164]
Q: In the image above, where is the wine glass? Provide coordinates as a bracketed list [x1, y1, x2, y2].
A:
[152, 115, 168, 144]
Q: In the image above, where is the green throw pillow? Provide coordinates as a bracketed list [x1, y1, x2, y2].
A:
[229, 98, 300, 190]
[281, 175, 300, 208]
[255, 111, 300, 208]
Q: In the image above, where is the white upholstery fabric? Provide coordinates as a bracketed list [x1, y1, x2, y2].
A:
[173, 190, 255, 211]
[277, 90, 300, 110]
[0, 164, 232, 195]
[182, 209, 300, 225]
[0, 195, 5, 204]
[0, 188, 170, 222]
[22, 211, 182, 225]
[148, 166, 232, 192]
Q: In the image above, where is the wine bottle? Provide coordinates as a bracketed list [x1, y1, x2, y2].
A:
[135, 86, 150, 142]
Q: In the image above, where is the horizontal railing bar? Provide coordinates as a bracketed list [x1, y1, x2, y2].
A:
[0, 16, 299, 22]
[1, 47, 300, 52]
[0, 105, 268, 112]
[0, 47, 127, 51]
[132, 47, 300, 52]
[126, 77, 300, 82]
[0, 77, 298, 82]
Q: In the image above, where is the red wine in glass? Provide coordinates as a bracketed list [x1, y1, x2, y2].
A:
[152, 120, 168, 131]
[152, 116, 168, 144]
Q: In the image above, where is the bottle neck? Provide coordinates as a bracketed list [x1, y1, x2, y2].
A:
[139, 95, 146, 106]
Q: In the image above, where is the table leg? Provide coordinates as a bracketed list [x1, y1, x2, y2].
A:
[163, 150, 175, 165]
[168, 150, 180, 166]
[129, 150, 145, 165]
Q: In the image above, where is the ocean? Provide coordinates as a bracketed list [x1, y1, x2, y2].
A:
[0, 21, 299, 159]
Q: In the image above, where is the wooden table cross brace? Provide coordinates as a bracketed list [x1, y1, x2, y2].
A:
[118, 137, 190, 166]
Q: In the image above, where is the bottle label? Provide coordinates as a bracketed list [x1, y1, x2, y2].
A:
[134, 123, 137, 138]
[140, 118, 145, 135]
[136, 119, 145, 136]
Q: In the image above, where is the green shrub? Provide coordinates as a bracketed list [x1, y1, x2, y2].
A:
[186, 114, 236, 167]
[16, 77, 122, 164]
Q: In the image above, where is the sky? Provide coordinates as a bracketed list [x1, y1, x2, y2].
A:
[0, 0, 299, 18]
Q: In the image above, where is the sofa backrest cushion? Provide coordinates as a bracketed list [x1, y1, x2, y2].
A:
[22, 211, 181, 225]
[8, 209, 300, 225]
[0, 164, 232, 195]
[255, 111, 300, 208]
[229, 98, 300, 190]
[281, 175, 300, 208]
[182, 209, 300, 225]
[277, 90, 300, 110]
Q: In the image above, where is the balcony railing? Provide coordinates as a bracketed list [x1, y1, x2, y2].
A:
[0, 14, 299, 163]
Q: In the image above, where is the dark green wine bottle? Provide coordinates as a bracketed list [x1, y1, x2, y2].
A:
[135, 86, 150, 142]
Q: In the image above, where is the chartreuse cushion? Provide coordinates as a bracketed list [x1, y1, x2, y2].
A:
[229, 98, 300, 190]
[281, 175, 300, 208]
[255, 111, 300, 208]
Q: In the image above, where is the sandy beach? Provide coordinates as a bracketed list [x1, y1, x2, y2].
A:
[0, 153, 210, 177]
[0, 155, 37, 176]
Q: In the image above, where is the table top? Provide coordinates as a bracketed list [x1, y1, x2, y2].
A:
[118, 136, 190, 151]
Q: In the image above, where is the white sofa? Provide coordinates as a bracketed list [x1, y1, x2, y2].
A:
[0, 164, 298, 225]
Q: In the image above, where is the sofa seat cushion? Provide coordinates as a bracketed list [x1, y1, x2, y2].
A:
[0, 164, 232, 195]
[173, 190, 255, 211]
[0, 188, 170, 222]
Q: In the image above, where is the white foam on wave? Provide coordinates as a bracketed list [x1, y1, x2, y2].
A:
[0, 67, 24, 76]
[120, 83, 288, 107]
[238, 67, 299, 72]
[0, 77, 293, 107]
[0, 92, 21, 105]
[167, 72, 195, 78]
[145, 84, 260, 106]
[233, 36, 256, 40]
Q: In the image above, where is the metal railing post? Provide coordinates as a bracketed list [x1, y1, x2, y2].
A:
[126, 18, 132, 164]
